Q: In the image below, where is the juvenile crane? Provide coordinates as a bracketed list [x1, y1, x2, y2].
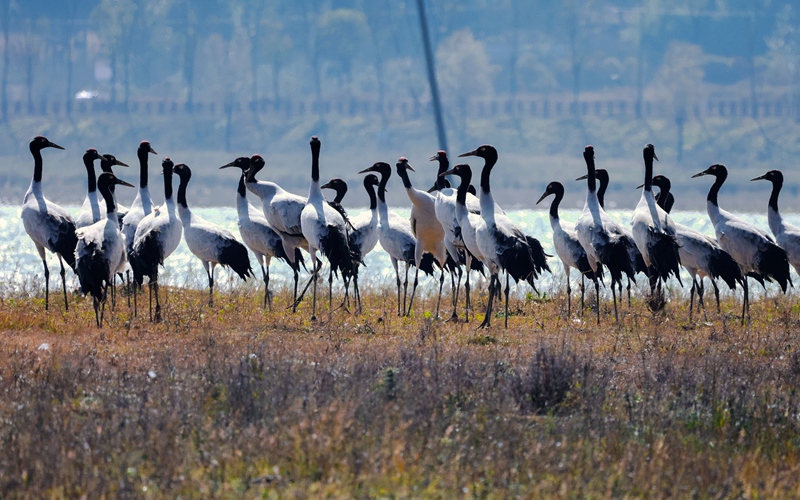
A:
[75, 172, 134, 327]
[21, 136, 75, 311]
[174, 163, 252, 306]
[693, 164, 790, 323]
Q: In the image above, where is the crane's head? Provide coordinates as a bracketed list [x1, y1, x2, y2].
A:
[429, 150, 447, 162]
[139, 141, 157, 155]
[97, 172, 135, 192]
[321, 178, 348, 198]
[220, 157, 251, 172]
[172, 163, 192, 181]
[536, 181, 564, 205]
[692, 164, 727, 179]
[161, 157, 174, 173]
[30, 135, 64, 152]
[643, 143, 658, 162]
[751, 169, 783, 184]
[395, 157, 415, 174]
[358, 162, 391, 179]
[363, 174, 379, 189]
[83, 148, 102, 163]
[458, 145, 496, 162]
[100, 154, 129, 173]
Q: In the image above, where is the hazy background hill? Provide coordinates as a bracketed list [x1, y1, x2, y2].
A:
[0, 0, 799, 210]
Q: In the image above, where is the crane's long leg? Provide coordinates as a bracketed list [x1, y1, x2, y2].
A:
[580, 274, 586, 315]
[612, 280, 619, 323]
[154, 281, 162, 322]
[478, 274, 497, 329]
[434, 268, 445, 319]
[504, 273, 510, 329]
[328, 266, 334, 321]
[391, 258, 401, 316]
[58, 257, 69, 311]
[148, 281, 153, 322]
[353, 273, 362, 314]
[689, 277, 697, 322]
[464, 255, 473, 322]
[205, 262, 214, 307]
[403, 263, 411, 316]
[564, 264, 572, 318]
[407, 267, 420, 317]
[595, 276, 601, 326]
[712, 280, 721, 313]
[741, 277, 749, 326]
[449, 265, 462, 321]
[99, 283, 109, 328]
[41, 257, 50, 311]
[309, 251, 319, 321]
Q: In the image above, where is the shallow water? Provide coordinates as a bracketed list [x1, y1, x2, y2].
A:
[2, 204, 798, 302]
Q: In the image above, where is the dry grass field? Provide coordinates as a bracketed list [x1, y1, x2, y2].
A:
[2, 282, 800, 498]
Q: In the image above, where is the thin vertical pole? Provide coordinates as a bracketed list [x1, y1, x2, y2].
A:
[416, 0, 448, 152]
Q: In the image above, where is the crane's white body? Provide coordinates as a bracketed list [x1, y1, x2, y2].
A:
[179, 205, 241, 272]
[76, 190, 104, 229]
[122, 186, 153, 255]
[236, 191, 286, 270]
[22, 182, 75, 264]
[768, 206, 800, 275]
[348, 207, 379, 261]
[246, 179, 308, 264]
[576, 192, 626, 274]
[75, 208, 126, 288]
[131, 197, 182, 271]
[631, 189, 678, 268]
[300, 181, 349, 268]
[707, 201, 774, 274]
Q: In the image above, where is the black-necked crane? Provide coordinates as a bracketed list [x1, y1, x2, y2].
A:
[319, 178, 354, 230]
[395, 157, 448, 317]
[439, 163, 488, 322]
[122, 141, 158, 260]
[129, 158, 183, 322]
[75, 172, 134, 327]
[21, 136, 75, 311]
[221, 156, 302, 310]
[339, 174, 380, 314]
[576, 167, 645, 304]
[458, 144, 551, 329]
[245, 154, 309, 311]
[358, 161, 434, 316]
[751, 170, 800, 277]
[299, 136, 354, 321]
[537, 181, 599, 317]
[646, 174, 741, 319]
[173, 163, 253, 306]
[430, 150, 483, 320]
[575, 145, 635, 324]
[630, 144, 682, 304]
[99, 154, 130, 227]
[693, 164, 791, 324]
[75, 148, 105, 229]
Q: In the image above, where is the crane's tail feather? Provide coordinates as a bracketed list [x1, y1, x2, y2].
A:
[219, 239, 253, 281]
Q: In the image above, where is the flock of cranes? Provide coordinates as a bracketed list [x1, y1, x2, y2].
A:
[19, 134, 800, 328]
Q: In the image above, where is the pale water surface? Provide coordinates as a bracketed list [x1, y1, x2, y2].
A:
[2, 205, 798, 303]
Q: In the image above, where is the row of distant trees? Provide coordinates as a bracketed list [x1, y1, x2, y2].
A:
[1, 0, 799, 132]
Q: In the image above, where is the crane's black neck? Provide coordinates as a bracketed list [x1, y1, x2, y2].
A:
[163, 166, 174, 200]
[237, 173, 246, 198]
[479, 156, 496, 195]
[654, 182, 672, 213]
[643, 153, 654, 192]
[435, 156, 449, 191]
[376, 168, 390, 203]
[397, 166, 413, 190]
[177, 176, 188, 208]
[137, 147, 149, 188]
[768, 178, 782, 213]
[31, 147, 43, 183]
[584, 153, 596, 194]
[364, 179, 377, 210]
[548, 186, 564, 219]
[707, 172, 726, 206]
[100, 183, 116, 214]
[331, 184, 346, 204]
[310, 144, 320, 182]
[595, 172, 608, 208]
[456, 168, 472, 206]
[83, 153, 97, 193]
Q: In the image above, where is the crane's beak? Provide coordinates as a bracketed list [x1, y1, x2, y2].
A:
[635, 183, 644, 189]
[149, 147, 158, 155]
[535, 191, 549, 205]
[429, 155, 439, 161]
[440, 168, 456, 177]
[219, 161, 238, 170]
[406, 165, 415, 172]
[358, 167, 374, 174]
[691, 170, 708, 178]
[320, 180, 334, 190]
[750, 173, 768, 182]
[575, 174, 588, 181]
[48, 140, 65, 150]
[458, 148, 478, 158]
[115, 178, 135, 188]
[114, 159, 129, 167]
[653, 152, 659, 161]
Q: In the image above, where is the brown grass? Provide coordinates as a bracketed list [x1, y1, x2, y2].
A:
[1, 282, 800, 498]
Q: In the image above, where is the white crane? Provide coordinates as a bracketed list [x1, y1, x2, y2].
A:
[300, 136, 355, 321]
[574, 146, 635, 324]
[221, 156, 302, 310]
[576, 167, 645, 304]
[458, 145, 551, 329]
[630, 144, 682, 302]
[751, 170, 800, 276]
[75, 148, 105, 229]
[129, 158, 183, 322]
[173, 163, 253, 306]
[646, 174, 741, 319]
[358, 161, 435, 316]
[692, 164, 791, 324]
[121, 141, 158, 259]
[21, 136, 75, 311]
[537, 181, 599, 317]
[75, 172, 134, 327]
[395, 157, 448, 318]
[245, 154, 309, 312]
